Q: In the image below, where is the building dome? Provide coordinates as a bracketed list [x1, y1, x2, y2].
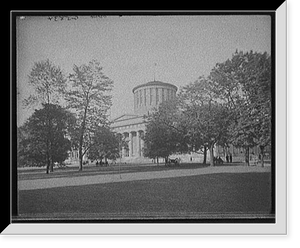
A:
[132, 80, 177, 116]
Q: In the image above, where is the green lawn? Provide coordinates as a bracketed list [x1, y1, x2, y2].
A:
[17, 172, 272, 220]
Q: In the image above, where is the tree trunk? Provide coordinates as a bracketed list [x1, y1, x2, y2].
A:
[261, 153, 265, 167]
[49, 138, 54, 172]
[45, 103, 51, 174]
[50, 155, 54, 172]
[209, 144, 214, 166]
[260, 146, 265, 167]
[78, 105, 88, 171]
[46, 154, 50, 174]
[203, 145, 207, 164]
[79, 145, 83, 171]
[245, 147, 250, 166]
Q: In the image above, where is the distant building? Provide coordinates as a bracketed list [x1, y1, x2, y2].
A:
[111, 80, 177, 163]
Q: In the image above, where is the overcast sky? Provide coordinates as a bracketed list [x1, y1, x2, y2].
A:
[16, 14, 271, 126]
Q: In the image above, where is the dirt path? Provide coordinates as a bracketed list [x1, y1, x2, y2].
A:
[18, 165, 271, 191]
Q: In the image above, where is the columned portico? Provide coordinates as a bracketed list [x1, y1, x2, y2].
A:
[137, 131, 141, 157]
[118, 129, 145, 159]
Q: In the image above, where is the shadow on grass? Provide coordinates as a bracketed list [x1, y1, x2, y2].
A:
[16, 172, 273, 222]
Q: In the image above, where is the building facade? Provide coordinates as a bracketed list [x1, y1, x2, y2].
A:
[111, 80, 177, 162]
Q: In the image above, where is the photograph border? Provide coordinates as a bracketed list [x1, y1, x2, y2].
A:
[5, 3, 287, 235]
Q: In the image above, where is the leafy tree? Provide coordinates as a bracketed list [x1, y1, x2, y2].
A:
[179, 76, 231, 166]
[18, 104, 75, 173]
[210, 50, 271, 166]
[185, 103, 230, 166]
[178, 76, 211, 164]
[65, 60, 113, 171]
[18, 125, 45, 168]
[88, 126, 120, 162]
[21, 59, 67, 171]
[239, 51, 271, 166]
[144, 99, 187, 163]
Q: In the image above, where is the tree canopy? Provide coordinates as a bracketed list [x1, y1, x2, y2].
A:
[210, 50, 272, 165]
[88, 126, 120, 162]
[65, 60, 114, 170]
[18, 104, 75, 172]
[144, 99, 187, 162]
[23, 59, 66, 108]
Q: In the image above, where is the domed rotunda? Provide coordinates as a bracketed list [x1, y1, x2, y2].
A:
[111, 80, 178, 162]
[132, 80, 177, 115]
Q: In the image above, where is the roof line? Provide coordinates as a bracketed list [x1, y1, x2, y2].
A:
[111, 113, 144, 123]
[132, 80, 178, 93]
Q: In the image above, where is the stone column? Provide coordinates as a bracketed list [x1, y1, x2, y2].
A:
[137, 131, 141, 157]
[140, 131, 144, 157]
[121, 133, 125, 158]
[129, 132, 133, 157]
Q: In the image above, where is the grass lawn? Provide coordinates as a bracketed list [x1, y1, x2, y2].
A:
[17, 171, 272, 220]
[17, 162, 209, 181]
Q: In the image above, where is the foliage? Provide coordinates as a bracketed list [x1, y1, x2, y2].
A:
[88, 126, 120, 161]
[18, 104, 75, 171]
[20, 59, 69, 171]
[209, 50, 271, 165]
[144, 99, 187, 161]
[178, 76, 232, 165]
[23, 59, 66, 108]
[65, 60, 113, 170]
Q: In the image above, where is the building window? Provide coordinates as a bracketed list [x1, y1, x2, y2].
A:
[156, 88, 159, 104]
[144, 88, 146, 106]
[162, 88, 165, 102]
[140, 90, 142, 106]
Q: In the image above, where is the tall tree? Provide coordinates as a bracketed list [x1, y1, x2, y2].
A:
[210, 50, 271, 166]
[21, 59, 67, 171]
[179, 76, 231, 166]
[65, 60, 113, 171]
[238, 51, 271, 166]
[178, 76, 212, 164]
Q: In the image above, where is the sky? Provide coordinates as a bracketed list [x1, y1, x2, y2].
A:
[16, 14, 271, 126]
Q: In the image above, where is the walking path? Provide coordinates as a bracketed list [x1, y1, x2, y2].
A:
[18, 165, 271, 191]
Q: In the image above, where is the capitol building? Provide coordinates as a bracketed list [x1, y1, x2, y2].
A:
[68, 79, 267, 164]
[111, 80, 177, 163]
